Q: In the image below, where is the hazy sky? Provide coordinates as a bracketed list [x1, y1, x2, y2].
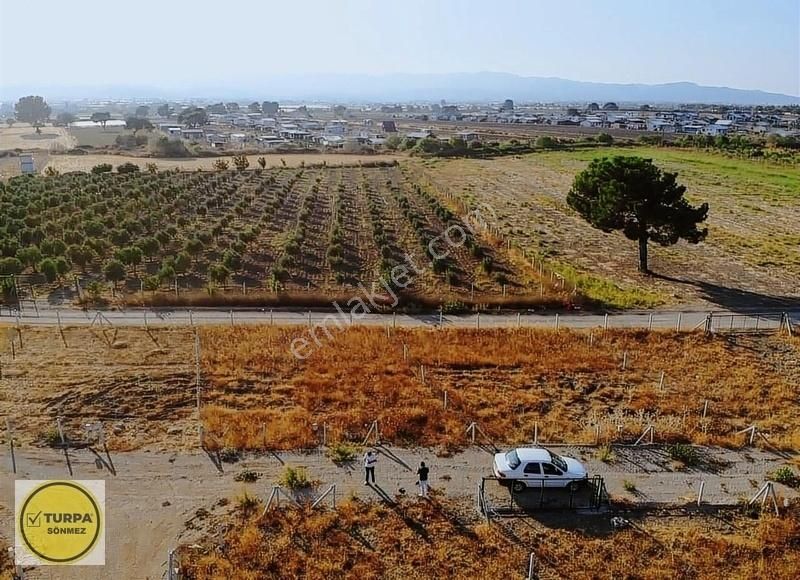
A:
[1, 0, 798, 95]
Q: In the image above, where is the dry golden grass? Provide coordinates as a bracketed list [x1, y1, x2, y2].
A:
[180, 498, 800, 580]
[0, 325, 196, 449]
[181, 497, 526, 579]
[200, 326, 800, 450]
[2, 325, 797, 452]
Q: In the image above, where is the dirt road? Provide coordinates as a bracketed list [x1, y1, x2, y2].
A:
[0, 444, 795, 579]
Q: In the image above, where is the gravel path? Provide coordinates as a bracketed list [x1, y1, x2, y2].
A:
[1, 444, 796, 579]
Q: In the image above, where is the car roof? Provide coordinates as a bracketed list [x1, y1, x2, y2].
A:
[512, 448, 552, 462]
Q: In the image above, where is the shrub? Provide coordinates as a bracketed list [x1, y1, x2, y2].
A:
[91, 163, 113, 174]
[623, 480, 637, 493]
[234, 470, 262, 483]
[769, 466, 798, 487]
[116, 162, 140, 174]
[279, 466, 314, 490]
[326, 442, 358, 464]
[668, 443, 699, 466]
[236, 490, 261, 515]
[596, 444, 615, 463]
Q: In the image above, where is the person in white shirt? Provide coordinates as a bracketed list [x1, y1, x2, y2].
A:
[364, 450, 378, 485]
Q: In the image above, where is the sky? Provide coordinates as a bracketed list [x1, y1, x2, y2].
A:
[0, 0, 798, 96]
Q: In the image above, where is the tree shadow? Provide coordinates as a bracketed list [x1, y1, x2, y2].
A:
[651, 273, 800, 311]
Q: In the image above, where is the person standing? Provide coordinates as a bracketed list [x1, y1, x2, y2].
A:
[417, 461, 430, 497]
[364, 450, 378, 485]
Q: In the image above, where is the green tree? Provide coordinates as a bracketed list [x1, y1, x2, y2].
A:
[208, 263, 231, 285]
[55, 256, 71, 281]
[156, 103, 171, 117]
[115, 245, 143, 275]
[91, 112, 111, 129]
[125, 117, 153, 135]
[67, 244, 95, 272]
[173, 252, 192, 274]
[16, 246, 42, 271]
[0, 257, 22, 275]
[39, 258, 58, 282]
[104, 260, 126, 289]
[55, 112, 76, 126]
[139, 237, 160, 263]
[15, 95, 51, 133]
[183, 239, 204, 265]
[135, 105, 150, 118]
[177, 107, 208, 127]
[567, 156, 709, 273]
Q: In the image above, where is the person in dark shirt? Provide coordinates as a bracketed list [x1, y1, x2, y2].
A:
[416, 461, 430, 497]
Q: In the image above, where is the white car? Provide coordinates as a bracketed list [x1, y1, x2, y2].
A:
[493, 447, 588, 492]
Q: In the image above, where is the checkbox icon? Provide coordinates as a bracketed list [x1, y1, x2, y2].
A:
[26, 511, 42, 527]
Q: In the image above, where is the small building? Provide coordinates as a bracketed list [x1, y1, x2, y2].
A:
[704, 119, 734, 136]
[20, 154, 35, 174]
[455, 130, 479, 142]
[404, 130, 433, 142]
[181, 129, 205, 141]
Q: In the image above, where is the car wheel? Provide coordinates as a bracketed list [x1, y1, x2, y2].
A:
[568, 480, 583, 492]
[511, 481, 526, 493]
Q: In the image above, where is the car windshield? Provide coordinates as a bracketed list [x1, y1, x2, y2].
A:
[506, 450, 521, 469]
[550, 453, 568, 472]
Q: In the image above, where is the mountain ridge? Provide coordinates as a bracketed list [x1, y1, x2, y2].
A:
[2, 72, 797, 105]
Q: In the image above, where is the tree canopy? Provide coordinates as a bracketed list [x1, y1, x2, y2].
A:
[178, 107, 208, 127]
[566, 156, 708, 273]
[91, 112, 111, 129]
[125, 117, 153, 134]
[15, 96, 51, 131]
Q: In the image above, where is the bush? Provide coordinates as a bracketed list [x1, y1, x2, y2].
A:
[233, 470, 262, 483]
[279, 466, 314, 490]
[668, 443, 699, 466]
[769, 466, 798, 487]
[91, 163, 113, 174]
[116, 162, 140, 174]
[326, 442, 358, 464]
[596, 444, 615, 463]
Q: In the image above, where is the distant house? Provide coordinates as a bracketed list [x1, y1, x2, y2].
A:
[279, 128, 312, 140]
[181, 129, 205, 141]
[404, 130, 433, 142]
[455, 130, 479, 142]
[381, 120, 397, 133]
[704, 119, 734, 136]
[256, 135, 287, 149]
[20, 154, 35, 174]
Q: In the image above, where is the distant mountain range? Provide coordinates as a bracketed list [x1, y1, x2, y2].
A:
[3, 73, 798, 105]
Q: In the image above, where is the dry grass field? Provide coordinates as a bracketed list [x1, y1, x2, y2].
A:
[1, 325, 797, 452]
[0, 124, 76, 151]
[199, 326, 800, 451]
[179, 496, 800, 580]
[420, 148, 800, 309]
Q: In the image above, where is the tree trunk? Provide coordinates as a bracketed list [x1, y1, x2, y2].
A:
[638, 236, 649, 273]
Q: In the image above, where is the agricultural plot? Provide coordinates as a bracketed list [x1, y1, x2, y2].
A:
[199, 326, 800, 451]
[4, 325, 794, 452]
[0, 163, 560, 308]
[421, 148, 800, 309]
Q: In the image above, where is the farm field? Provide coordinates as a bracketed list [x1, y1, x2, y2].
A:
[179, 497, 800, 580]
[68, 124, 133, 147]
[421, 147, 800, 309]
[0, 163, 560, 308]
[1, 325, 798, 451]
[42, 152, 400, 173]
[0, 124, 76, 152]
